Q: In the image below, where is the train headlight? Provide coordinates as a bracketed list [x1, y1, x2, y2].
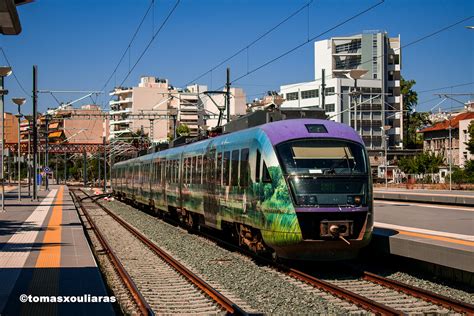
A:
[354, 196, 362, 205]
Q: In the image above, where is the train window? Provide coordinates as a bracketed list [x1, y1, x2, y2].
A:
[176, 160, 180, 184]
[187, 157, 191, 184]
[255, 149, 261, 182]
[184, 158, 188, 184]
[305, 124, 328, 133]
[197, 155, 203, 184]
[217, 152, 223, 186]
[262, 161, 272, 183]
[240, 148, 249, 188]
[231, 150, 239, 186]
[191, 156, 196, 184]
[223, 151, 230, 186]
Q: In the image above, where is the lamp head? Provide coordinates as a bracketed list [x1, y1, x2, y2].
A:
[0, 67, 12, 77]
[12, 97, 26, 106]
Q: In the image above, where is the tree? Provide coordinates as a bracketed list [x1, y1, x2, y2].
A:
[465, 120, 474, 155]
[407, 112, 431, 148]
[397, 152, 444, 177]
[400, 77, 421, 149]
[176, 123, 190, 136]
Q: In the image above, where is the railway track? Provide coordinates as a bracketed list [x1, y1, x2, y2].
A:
[86, 189, 474, 315]
[71, 189, 247, 315]
[155, 207, 474, 315]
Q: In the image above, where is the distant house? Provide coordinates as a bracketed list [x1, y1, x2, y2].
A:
[418, 111, 474, 167]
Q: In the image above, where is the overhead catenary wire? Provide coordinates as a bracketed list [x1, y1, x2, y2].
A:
[228, 0, 385, 87]
[184, 0, 314, 87]
[0, 47, 30, 97]
[114, 0, 181, 93]
[243, 15, 474, 102]
[100, 0, 155, 94]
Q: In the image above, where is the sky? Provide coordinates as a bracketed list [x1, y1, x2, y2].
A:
[0, 0, 473, 115]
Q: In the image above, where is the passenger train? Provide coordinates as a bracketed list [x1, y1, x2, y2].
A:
[111, 119, 373, 260]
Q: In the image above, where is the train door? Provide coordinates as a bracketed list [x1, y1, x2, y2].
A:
[203, 146, 219, 228]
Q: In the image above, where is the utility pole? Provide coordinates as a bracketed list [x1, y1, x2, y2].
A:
[44, 114, 49, 190]
[225, 67, 231, 124]
[63, 152, 67, 184]
[32, 65, 38, 200]
[83, 151, 87, 186]
[103, 136, 107, 192]
[321, 69, 326, 109]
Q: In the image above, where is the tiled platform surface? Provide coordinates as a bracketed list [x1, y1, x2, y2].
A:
[0, 185, 114, 315]
[374, 188, 474, 206]
[372, 200, 474, 284]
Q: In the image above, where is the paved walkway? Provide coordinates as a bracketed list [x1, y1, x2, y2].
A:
[0, 185, 114, 315]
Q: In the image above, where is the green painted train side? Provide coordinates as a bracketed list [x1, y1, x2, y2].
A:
[112, 128, 304, 248]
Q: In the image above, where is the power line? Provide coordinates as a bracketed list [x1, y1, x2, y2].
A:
[0, 47, 30, 97]
[100, 0, 155, 93]
[249, 14, 474, 93]
[184, 0, 313, 87]
[116, 0, 181, 90]
[229, 0, 385, 86]
[418, 81, 474, 94]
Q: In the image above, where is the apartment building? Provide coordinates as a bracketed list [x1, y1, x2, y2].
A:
[3, 112, 19, 144]
[109, 76, 171, 143]
[280, 31, 402, 150]
[48, 104, 109, 144]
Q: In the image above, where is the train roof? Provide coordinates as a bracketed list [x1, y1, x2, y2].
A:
[114, 119, 363, 166]
[259, 118, 362, 146]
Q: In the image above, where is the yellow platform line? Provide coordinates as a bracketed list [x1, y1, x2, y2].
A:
[397, 230, 474, 247]
[35, 186, 64, 268]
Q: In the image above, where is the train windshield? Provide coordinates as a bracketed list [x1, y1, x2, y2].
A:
[276, 139, 367, 175]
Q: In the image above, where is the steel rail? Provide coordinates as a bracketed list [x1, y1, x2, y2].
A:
[362, 271, 474, 314]
[80, 189, 246, 315]
[284, 268, 401, 315]
[70, 190, 154, 316]
[189, 227, 401, 315]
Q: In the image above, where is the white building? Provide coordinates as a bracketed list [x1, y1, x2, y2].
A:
[280, 31, 402, 150]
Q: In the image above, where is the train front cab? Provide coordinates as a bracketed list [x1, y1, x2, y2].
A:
[261, 136, 373, 261]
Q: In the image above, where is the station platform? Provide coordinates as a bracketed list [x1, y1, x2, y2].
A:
[0, 185, 114, 315]
[374, 188, 474, 206]
[371, 200, 474, 283]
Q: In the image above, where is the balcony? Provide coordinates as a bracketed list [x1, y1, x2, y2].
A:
[109, 108, 132, 115]
[110, 119, 132, 125]
[387, 96, 400, 103]
[387, 80, 400, 88]
[387, 64, 400, 72]
[109, 88, 132, 96]
[109, 97, 132, 107]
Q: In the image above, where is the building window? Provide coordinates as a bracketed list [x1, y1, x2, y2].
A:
[301, 89, 318, 99]
[325, 87, 335, 96]
[325, 103, 335, 112]
[286, 92, 299, 101]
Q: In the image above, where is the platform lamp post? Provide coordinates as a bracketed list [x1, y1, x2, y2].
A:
[12, 98, 25, 200]
[0, 66, 12, 211]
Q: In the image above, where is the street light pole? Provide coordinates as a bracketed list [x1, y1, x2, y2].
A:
[13, 98, 25, 200]
[0, 66, 12, 211]
[448, 114, 452, 191]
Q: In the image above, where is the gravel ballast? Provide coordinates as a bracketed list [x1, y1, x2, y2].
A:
[99, 199, 354, 314]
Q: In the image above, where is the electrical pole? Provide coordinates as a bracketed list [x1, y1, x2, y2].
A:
[32, 65, 38, 200]
[83, 151, 87, 186]
[103, 136, 106, 192]
[225, 67, 231, 124]
[321, 69, 325, 109]
[45, 114, 49, 190]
